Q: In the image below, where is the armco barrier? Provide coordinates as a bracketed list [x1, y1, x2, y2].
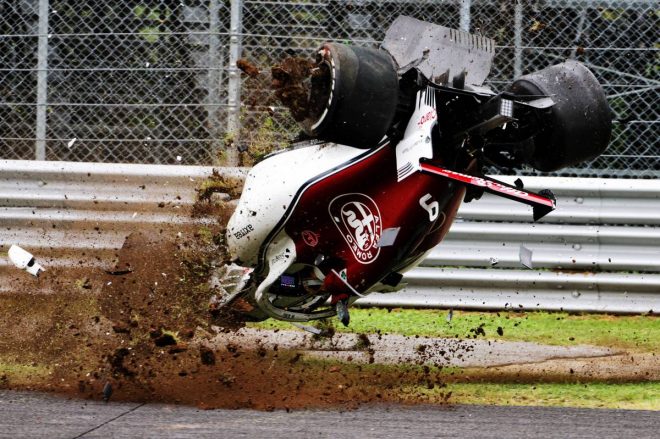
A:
[1, 160, 658, 314]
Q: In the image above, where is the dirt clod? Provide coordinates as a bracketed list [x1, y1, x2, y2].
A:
[237, 58, 260, 78]
[200, 346, 216, 365]
[271, 57, 315, 121]
[154, 333, 177, 347]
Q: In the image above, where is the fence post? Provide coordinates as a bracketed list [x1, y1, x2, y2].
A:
[207, 0, 223, 159]
[459, 0, 471, 32]
[35, 0, 49, 160]
[226, 0, 243, 166]
[513, 1, 523, 79]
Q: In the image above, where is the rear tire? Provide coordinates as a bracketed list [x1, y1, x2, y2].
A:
[508, 61, 612, 172]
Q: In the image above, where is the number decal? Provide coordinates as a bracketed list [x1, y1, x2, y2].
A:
[419, 194, 439, 221]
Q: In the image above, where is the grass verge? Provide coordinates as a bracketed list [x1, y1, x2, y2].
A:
[251, 309, 660, 409]
[293, 358, 660, 410]
[0, 361, 51, 387]
[251, 308, 659, 352]
[420, 382, 660, 410]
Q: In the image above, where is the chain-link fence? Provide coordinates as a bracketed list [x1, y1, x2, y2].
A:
[0, 0, 658, 176]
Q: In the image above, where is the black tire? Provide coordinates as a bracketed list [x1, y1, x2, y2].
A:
[508, 60, 612, 172]
[306, 43, 399, 148]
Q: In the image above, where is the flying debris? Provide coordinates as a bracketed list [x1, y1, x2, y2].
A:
[8, 245, 45, 277]
[102, 382, 113, 402]
[290, 322, 323, 335]
[519, 245, 534, 269]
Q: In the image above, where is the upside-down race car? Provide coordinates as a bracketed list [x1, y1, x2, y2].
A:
[214, 16, 611, 326]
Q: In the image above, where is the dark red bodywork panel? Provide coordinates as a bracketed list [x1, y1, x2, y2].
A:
[282, 145, 465, 295]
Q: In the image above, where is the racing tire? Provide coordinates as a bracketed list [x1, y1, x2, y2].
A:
[306, 42, 399, 149]
[508, 60, 612, 172]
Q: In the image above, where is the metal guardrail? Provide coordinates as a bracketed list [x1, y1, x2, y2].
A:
[0, 160, 245, 281]
[1, 160, 658, 314]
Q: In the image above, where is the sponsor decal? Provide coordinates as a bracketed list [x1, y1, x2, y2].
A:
[302, 230, 319, 247]
[271, 252, 289, 265]
[233, 224, 254, 239]
[270, 248, 292, 266]
[417, 109, 437, 127]
[329, 193, 382, 264]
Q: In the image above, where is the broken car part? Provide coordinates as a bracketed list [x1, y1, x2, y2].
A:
[220, 16, 611, 324]
[8, 245, 45, 277]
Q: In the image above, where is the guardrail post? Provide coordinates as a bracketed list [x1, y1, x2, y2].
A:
[226, 0, 243, 166]
[35, 0, 49, 160]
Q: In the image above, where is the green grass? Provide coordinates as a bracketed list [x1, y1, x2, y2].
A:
[250, 308, 660, 352]
[0, 361, 51, 385]
[253, 309, 660, 410]
[294, 357, 660, 410]
[423, 382, 660, 410]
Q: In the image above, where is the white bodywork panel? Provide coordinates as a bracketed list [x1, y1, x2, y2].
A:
[226, 143, 366, 266]
[395, 86, 437, 181]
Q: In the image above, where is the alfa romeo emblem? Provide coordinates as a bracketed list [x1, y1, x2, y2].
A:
[329, 193, 382, 264]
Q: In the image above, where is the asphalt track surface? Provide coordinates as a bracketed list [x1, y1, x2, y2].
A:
[1, 390, 657, 438]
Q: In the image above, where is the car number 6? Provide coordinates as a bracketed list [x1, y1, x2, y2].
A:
[419, 194, 439, 221]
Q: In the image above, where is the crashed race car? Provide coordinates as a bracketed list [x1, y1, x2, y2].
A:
[213, 16, 612, 326]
